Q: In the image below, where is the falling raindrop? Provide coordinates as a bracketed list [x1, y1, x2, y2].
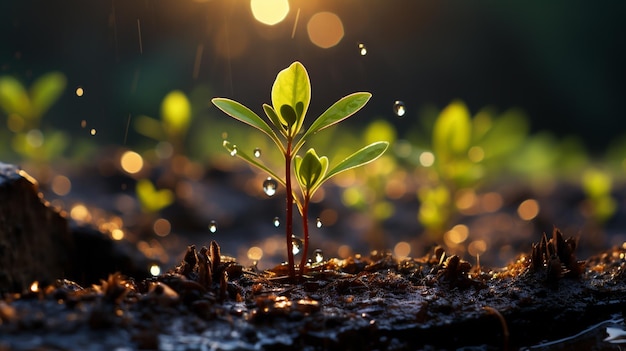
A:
[253, 148, 262, 158]
[263, 177, 278, 196]
[358, 42, 367, 56]
[273, 217, 280, 227]
[291, 235, 303, 255]
[316, 217, 322, 228]
[313, 248, 324, 263]
[229, 145, 238, 157]
[208, 220, 218, 233]
[393, 101, 406, 117]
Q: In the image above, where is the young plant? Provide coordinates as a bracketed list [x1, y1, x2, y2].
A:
[212, 61, 388, 280]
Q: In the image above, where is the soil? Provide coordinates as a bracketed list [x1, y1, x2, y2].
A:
[1, 161, 626, 350]
[1, 229, 626, 350]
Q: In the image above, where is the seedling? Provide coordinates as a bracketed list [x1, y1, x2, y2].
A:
[212, 61, 388, 280]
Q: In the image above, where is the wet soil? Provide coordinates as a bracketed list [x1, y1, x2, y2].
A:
[1, 229, 626, 351]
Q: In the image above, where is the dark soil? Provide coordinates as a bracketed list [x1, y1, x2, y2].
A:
[1, 228, 626, 350]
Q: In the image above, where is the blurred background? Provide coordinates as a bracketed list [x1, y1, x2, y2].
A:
[1, 0, 625, 272]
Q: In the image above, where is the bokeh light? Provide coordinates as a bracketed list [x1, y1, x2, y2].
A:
[247, 246, 264, 261]
[250, 0, 289, 25]
[393, 241, 411, 258]
[51, 175, 71, 196]
[307, 12, 344, 49]
[120, 151, 144, 174]
[518, 199, 540, 220]
[153, 218, 171, 237]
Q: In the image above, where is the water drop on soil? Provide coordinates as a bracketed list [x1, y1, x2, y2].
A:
[314, 248, 324, 263]
[208, 220, 218, 233]
[393, 101, 406, 117]
[253, 148, 261, 158]
[263, 177, 278, 196]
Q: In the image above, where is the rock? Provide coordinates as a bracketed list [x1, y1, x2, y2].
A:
[0, 163, 72, 292]
[0, 162, 149, 293]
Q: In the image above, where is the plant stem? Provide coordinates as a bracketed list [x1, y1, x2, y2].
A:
[299, 196, 310, 279]
[285, 139, 296, 281]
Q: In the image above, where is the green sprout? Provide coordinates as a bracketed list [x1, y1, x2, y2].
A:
[212, 61, 389, 280]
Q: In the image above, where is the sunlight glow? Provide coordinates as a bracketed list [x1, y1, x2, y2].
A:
[250, 0, 289, 25]
[518, 199, 540, 220]
[307, 12, 344, 49]
[120, 151, 144, 174]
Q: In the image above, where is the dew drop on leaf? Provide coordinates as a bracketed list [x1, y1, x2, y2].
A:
[253, 148, 261, 158]
[393, 100, 406, 117]
[263, 177, 278, 196]
[291, 235, 303, 255]
[316, 217, 322, 228]
[358, 43, 367, 56]
[314, 248, 324, 263]
[208, 220, 218, 233]
[273, 217, 280, 227]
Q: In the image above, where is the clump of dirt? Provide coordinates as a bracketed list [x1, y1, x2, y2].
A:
[2, 228, 626, 350]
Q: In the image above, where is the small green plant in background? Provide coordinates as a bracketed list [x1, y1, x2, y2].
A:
[0, 72, 68, 165]
[212, 61, 388, 281]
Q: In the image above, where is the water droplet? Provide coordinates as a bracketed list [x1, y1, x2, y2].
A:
[263, 177, 278, 196]
[291, 235, 303, 255]
[253, 148, 262, 158]
[358, 42, 367, 56]
[208, 220, 218, 233]
[314, 248, 324, 263]
[90, 128, 97, 136]
[273, 217, 280, 227]
[393, 101, 406, 117]
[316, 218, 322, 228]
[230, 145, 238, 157]
[76, 87, 84, 97]
[150, 264, 161, 276]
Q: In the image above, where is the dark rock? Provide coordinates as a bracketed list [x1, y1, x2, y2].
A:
[0, 162, 148, 293]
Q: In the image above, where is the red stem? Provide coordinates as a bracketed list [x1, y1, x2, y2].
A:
[299, 196, 310, 279]
[285, 139, 296, 281]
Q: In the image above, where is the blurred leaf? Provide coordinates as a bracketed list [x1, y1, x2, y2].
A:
[363, 119, 396, 146]
[30, 72, 66, 120]
[134, 115, 166, 140]
[271, 61, 310, 136]
[0, 76, 30, 118]
[136, 179, 174, 213]
[433, 100, 472, 161]
[161, 90, 191, 137]
[478, 108, 528, 160]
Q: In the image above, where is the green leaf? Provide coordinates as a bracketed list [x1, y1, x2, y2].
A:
[212, 98, 284, 152]
[222, 140, 285, 186]
[324, 141, 389, 181]
[262, 104, 284, 133]
[433, 100, 471, 161]
[0, 76, 30, 118]
[161, 90, 191, 136]
[294, 148, 328, 191]
[30, 72, 66, 120]
[279, 104, 298, 128]
[136, 179, 174, 213]
[271, 61, 310, 136]
[297, 92, 371, 153]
